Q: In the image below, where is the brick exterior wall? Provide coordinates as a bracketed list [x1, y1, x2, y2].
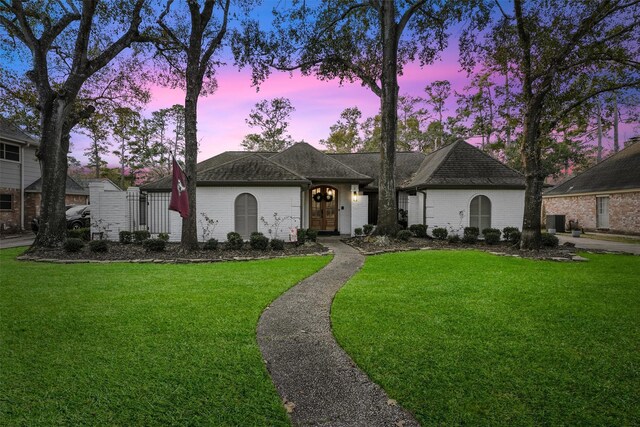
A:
[543, 191, 640, 235]
[24, 193, 88, 232]
[0, 187, 20, 233]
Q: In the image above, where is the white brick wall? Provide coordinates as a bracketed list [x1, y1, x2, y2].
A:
[350, 193, 368, 235]
[425, 189, 524, 236]
[89, 181, 128, 240]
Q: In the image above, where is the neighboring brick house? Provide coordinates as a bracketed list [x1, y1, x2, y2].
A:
[543, 141, 640, 235]
[0, 118, 40, 232]
[0, 117, 89, 233]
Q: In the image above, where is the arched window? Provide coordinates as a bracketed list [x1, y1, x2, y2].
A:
[235, 193, 257, 239]
[470, 195, 491, 232]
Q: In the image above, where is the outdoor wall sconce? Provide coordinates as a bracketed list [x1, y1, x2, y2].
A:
[352, 191, 358, 202]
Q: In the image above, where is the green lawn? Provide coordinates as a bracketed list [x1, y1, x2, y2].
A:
[332, 250, 640, 426]
[1, 248, 330, 426]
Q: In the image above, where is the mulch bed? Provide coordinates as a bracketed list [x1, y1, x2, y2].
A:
[342, 236, 589, 261]
[18, 241, 329, 263]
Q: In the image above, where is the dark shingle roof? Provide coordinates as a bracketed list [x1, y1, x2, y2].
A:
[403, 140, 525, 189]
[329, 151, 426, 190]
[25, 175, 88, 195]
[545, 141, 640, 195]
[198, 154, 310, 186]
[0, 117, 38, 145]
[269, 142, 372, 184]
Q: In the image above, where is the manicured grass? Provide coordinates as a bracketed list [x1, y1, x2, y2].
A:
[0, 248, 330, 426]
[332, 250, 640, 426]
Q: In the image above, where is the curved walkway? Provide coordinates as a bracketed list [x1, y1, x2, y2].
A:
[257, 237, 419, 426]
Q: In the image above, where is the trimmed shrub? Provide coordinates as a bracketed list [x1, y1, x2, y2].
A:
[158, 232, 169, 241]
[354, 227, 363, 236]
[297, 228, 307, 245]
[306, 229, 318, 242]
[432, 227, 448, 240]
[226, 232, 244, 250]
[133, 230, 151, 244]
[484, 231, 501, 245]
[396, 229, 412, 241]
[541, 233, 559, 248]
[502, 227, 519, 242]
[143, 238, 166, 252]
[68, 227, 90, 241]
[363, 224, 374, 235]
[119, 230, 132, 244]
[89, 239, 108, 253]
[409, 224, 428, 238]
[203, 238, 219, 250]
[250, 232, 269, 250]
[508, 230, 522, 246]
[448, 234, 461, 244]
[270, 238, 285, 251]
[482, 228, 502, 240]
[63, 238, 84, 253]
[462, 227, 479, 244]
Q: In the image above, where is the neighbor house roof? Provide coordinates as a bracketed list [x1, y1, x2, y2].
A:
[329, 151, 426, 191]
[25, 175, 89, 195]
[0, 117, 39, 146]
[402, 140, 526, 189]
[269, 143, 373, 184]
[544, 141, 640, 196]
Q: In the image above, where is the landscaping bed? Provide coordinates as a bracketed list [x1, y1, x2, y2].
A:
[20, 240, 328, 263]
[343, 235, 583, 261]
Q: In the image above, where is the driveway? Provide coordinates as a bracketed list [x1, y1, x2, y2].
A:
[557, 234, 640, 255]
[0, 233, 35, 249]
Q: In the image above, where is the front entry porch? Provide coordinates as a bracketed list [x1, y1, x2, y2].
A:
[309, 186, 339, 235]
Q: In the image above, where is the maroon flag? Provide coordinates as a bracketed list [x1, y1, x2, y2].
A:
[169, 158, 189, 218]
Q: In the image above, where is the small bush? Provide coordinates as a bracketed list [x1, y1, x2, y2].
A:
[143, 238, 166, 252]
[63, 238, 85, 253]
[297, 228, 307, 245]
[482, 228, 502, 240]
[306, 229, 318, 242]
[226, 232, 244, 250]
[409, 224, 428, 238]
[448, 234, 461, 244]
[203, 238, 218, 250]
[396, 229, 412, 241]
[502, 227, 519, 242]
[508, 230, 522, 246]
[363, 224, 374, 235]
[270, 238, 285, 251]
[354, 227, 363, 236]
[158, 232, 169, 241]
[68, 228, 90, 241]
[133, 230, 151, 244]
[432, 227, 448, 240]
[541, 233, 559, 248]
[89, 239, 109, 253]
[250, 232, 269, 250]
[119, 230, 132, 244]
[462, 227, 479, 244]
[484, 231, 501, 245]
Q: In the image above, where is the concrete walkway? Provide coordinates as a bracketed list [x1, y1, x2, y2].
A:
[0, 232, 35, 249]
[557, 234, 640, 255]
[257, 237, 419, 426]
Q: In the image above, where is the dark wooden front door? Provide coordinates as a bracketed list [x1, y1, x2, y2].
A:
[310, 186, 337, 231]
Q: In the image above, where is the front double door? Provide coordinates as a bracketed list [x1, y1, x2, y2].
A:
[310, 186, 337, 232]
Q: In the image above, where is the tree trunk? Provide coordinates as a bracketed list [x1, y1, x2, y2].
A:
[32, 98, 71, 248]
[181, 76, 200, 250]
[596, 100, 603, 162]
[613, 91, 619, 152]
[519, 105, 543, 250]
[374, 0, 399, 236]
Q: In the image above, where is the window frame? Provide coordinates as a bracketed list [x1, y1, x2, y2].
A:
[234, 193, 258, 239]
[0, 194, 13, 211]
[0, 142, 20, 162]
[469, 194, 491, 232]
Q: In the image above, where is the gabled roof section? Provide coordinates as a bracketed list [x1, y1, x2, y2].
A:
[270, 142, 373, 184]
[25, 175, 88, 195]
[0, 117, 39, 146]
[329, 151, 427, 190]
[403, 140, 525, 189]
[545, 141, 640, 196]
[198, 154, 310, 186]
[196, 150, 275, 171]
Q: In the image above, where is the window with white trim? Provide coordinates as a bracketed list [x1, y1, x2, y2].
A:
[0, 194, 13, 210]
[235, 193, 258, 239]
[470, 195, 491, 232]
[0, 143, 20, 161]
